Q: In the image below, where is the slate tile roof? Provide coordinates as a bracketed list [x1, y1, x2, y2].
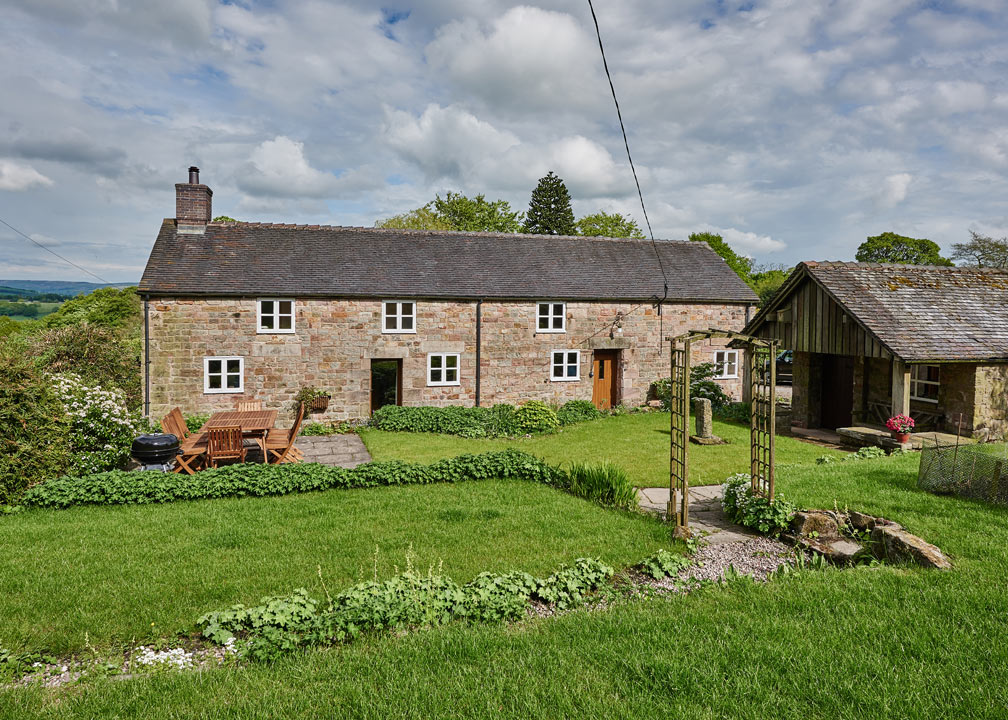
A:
[767, 261, 1008, 362]
[138, 220, 758, 303]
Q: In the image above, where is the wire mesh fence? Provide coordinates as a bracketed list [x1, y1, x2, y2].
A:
[918, 443, 1008, 505]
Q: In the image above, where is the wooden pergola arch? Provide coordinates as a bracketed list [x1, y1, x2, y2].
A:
[666, 329, 778, 537]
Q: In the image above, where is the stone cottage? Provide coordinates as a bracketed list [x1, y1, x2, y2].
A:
[744, 261, 1008, 439]
[138, 169, 758, 421]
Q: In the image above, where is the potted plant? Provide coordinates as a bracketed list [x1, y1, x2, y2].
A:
[886, 414, 914, 443]
[291, 386, 331, 416]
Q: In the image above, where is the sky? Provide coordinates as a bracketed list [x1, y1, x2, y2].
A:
[0, 0, 1006, 283]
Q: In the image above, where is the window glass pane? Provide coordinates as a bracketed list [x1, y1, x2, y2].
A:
[446, 355, 458, 369]
[598, 361, 604, 379]
[278, 316, 291, 330]
[567, 352, 577, 365]
[552, 365, 562, 379]
[226, 374, 240, 389]
[401, 316, 413, 330]
[553, 303, 563, 317]
[261, 315, 274, 329]
[539, 303, 549, 316]
[539, 317, 549, 329]
[401, 302, 413, 316]
[278, 301, 291, 315]
[430, 355, 442, 369]
[446, 368, 457, 382]
[208, 359, 222, 374]
[388, 316, 400, 330]
[553, 316, 563, 329]
[430, 368, 442, 382]
[567, 364, 577, 377]
[208, 375, 221, 389]
[260, 301, 274, 314]
[227, 359, 240, 374]
[926, 366, 940, 382]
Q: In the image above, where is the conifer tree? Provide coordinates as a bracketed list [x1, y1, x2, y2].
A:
[523, 171, 576, 235]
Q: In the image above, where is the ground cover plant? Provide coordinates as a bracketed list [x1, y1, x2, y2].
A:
[361, 412, 844, 487]
[370, 399, 593, 438]
[4, 452, 1008, 719]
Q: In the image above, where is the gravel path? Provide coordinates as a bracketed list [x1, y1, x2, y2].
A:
[644, 536, 793, 593]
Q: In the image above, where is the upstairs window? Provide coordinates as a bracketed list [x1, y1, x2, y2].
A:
[713, 350, 739, 379]
[551, 350, 580, 381]
[204, 357, 244, 394]
[911, 364, 940, 403]
[257, 299, 294, 334]
[427, 353, 460, 386]
[383, 301, 416, 333]
[537, 302, 566, 333]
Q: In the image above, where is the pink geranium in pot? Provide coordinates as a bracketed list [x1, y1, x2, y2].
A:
[886, 414, 914, 443]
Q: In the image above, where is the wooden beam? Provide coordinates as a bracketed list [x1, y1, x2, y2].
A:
[891, 358, 910, 417]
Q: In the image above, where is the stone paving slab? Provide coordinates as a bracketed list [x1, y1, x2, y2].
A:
[294, 434, 372, 468]
[637, 484, 759, 545]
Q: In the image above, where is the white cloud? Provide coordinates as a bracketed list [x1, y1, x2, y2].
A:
[237, 137, 338, 199]
[426, 6, 600, 113]
[877, 173, 913, 209]
[0, 160, 53, 191]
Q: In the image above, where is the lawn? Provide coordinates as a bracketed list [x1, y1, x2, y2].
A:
[360, 412, 844, 487]
[0, 480, 668, 652]
[4, 451, 1008, 718]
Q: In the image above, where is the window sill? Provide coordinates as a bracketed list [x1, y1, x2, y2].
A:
[203, 388, 244, 394]
[382, 329, 418, 335]
[550, 377, 580, 382]
[256, 329, 296, 335]
[536, 329, 567, 334]
[427, 382, 461, 388]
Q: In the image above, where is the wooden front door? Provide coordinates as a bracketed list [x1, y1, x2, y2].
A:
[591, 350, 619, 410]
[820, 354, 854, 429]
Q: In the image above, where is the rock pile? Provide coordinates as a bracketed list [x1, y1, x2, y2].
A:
[783, 509, 951, 570]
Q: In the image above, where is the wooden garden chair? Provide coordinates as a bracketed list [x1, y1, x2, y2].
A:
[265, 402, 305, 464]
[161, 408, 205, 475]
[206, 426, 246, 468]
[238, 400, 262, 412]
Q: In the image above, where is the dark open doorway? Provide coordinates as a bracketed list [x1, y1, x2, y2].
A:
[820, 354, 854, 429]
[370, 359, 402, 414]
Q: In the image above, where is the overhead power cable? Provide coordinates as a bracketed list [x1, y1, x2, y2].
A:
[0, 215, 112, 285]
[586, 0, 668, 297]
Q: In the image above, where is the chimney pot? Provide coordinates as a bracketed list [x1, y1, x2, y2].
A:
[188, 166, 200, 184]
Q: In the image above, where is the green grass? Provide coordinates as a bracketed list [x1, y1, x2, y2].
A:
[5, 453, 1008, 718]
[0, 480, 667, 652]
[361, 412, 844, 487]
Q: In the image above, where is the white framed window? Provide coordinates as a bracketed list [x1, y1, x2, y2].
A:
[551, 350, 580, 381]
[911, 364, 940, 404]
[257, 299, 295, 334]
[537, 302, 566, 333]
[204, 356, 244, 394]
[713, 350, 739, 379]
[427, 353, 460, 386]
[383, 301, 416, 333]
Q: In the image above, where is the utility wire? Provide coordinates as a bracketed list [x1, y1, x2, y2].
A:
[0, 215, 112, 285]
[586, 0, 668, 296]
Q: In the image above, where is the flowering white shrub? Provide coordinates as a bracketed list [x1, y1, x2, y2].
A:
[721, 472, 796, 534]
[52, 373, 149, 476]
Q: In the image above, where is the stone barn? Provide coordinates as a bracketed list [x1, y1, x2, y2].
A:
[744, 261, 1008, 440]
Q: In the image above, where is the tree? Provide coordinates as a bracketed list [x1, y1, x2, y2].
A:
[689, 232, 753, 283]
[750, 265, 792, 307]
[523, 171, 576, 235]
[576, 211, 645, 239]
[951, 230, 1008, 268]
[376, 206, 451, 231]
[212, 215, 237, 223]
[376, 193, 522, 233]
[855, 232, 952, 265]
[431, 192, 523, 233]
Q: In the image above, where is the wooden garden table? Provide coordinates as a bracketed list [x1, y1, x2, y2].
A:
[200, 409, 278, 457]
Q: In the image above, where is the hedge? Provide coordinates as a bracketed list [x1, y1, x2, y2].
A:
[370, 400, 601, 439]
[17, 450, 592, 511]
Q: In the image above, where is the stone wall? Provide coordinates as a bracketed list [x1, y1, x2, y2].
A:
[974, 364, 1008, 440]
[937, 363, 976, 433]
[790, 351, 823, 429]
[146, 297, 749, 421]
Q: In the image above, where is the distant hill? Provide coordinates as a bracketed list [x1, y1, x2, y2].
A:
[0, 280, 135, 298]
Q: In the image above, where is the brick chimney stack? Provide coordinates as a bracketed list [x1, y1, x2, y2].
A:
[175, 166, 213, 234]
